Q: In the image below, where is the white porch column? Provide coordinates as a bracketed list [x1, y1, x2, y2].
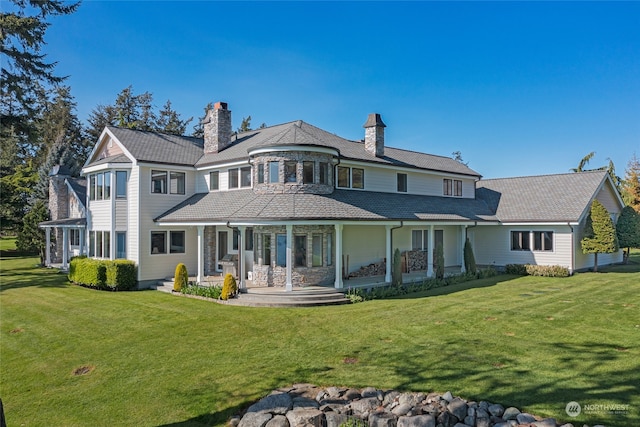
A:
[285, 224, 293, 292]
[197, 226, 204, 284]
[334, 224, 343, 289]
[460, 225, 467, 273]
[45, 228, 51, 266]
[62, 227, 69, 270]
[238, 225, 246, 290]
[385, 225, 392, 283]
[427, 225, 434, 277]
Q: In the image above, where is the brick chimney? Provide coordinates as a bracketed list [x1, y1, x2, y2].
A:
[363, 113, 386, 157]
[204, 101, 232, 153]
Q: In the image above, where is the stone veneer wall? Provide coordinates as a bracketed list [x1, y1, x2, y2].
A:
[203, 226, 217, 276]
[251, 224, 335, 287]
[252, 151, 336, 195]
[49, 175, 69, 263]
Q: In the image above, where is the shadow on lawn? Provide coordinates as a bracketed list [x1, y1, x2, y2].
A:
[389, 274, 519, 300]
[0, 257, 69, 292]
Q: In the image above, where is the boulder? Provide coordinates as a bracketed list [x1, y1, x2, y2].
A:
[246, 393, 293, 415]
[285, 408, 324, 427]
[238, 412, 273, 427]
[397, 414, 436, 427]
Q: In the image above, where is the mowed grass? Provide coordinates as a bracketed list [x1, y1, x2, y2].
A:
[1, 245, 639, 427]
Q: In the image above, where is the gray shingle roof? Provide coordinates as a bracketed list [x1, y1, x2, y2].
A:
[155, 189, 496, 223]
[67, 177, 87, 208]
[476, 170, 609, 222]
[103, 126, 204, 166]
[196, 121, 481, 177]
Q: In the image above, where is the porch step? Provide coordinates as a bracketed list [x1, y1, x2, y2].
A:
[232, 287, 350, 308]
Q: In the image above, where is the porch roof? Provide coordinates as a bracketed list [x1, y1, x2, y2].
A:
[39, 218, 86, 228]
[154, 189, 497, 224]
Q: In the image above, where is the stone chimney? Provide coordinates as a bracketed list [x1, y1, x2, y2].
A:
[203, 101, 232, 153]
[363, 113, 386, 157]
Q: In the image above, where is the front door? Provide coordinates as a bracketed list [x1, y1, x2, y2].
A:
[217, 231, 228, 271]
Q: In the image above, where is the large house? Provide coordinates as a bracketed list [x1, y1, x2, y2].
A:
[41, 102, 624, 289]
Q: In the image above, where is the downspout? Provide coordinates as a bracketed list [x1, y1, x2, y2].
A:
[389, 220, 404, 268]
[568, 222, 574, 275]
[465, 221, 478, 239]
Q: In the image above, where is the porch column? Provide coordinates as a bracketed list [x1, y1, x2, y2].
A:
[385, 225, 392, 283]
[45, 228, 51, 266]
[238, 225, 246, 290]
[427, 225, 434, 277]
[197, 226, 204, 284]
[79, 228, 85, 256]
[460, 225, 466, 273]
[62, 227, 69, 270]
[285, 224, 293, 292]
[334, 224, 343, 289]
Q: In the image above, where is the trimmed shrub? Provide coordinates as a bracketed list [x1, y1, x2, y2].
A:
[434, 243, 445, 280]
[105, 260, 137, 290]
[392, 248, 402, 286]
[221, 273, 237, 300]
[463, 238, 477, 274]
[525, 264, 570, 277]
[173, 263, 189, 292]
[69, 257, 137, 290]
[505, 264, 527, 275]
[505, 263, 570, 277]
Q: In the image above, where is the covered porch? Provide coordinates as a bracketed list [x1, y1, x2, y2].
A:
[39, 218, 87, 270]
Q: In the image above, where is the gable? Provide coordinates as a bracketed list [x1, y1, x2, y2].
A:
[84, 127, 136, 168]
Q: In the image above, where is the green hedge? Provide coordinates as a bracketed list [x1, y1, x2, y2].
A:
[505, 264, 570, 277]
[69, 257, 137, 291]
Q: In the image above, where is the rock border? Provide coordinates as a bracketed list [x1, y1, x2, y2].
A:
[230, 384, 606, 427]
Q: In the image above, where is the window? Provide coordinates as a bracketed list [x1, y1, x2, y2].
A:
[295, 235, 307, 267]
[352, 168, 364, 189]
[104, 231, 110, 258]
[104, 171, 111, 199]
[397, 173, 407, 192]
[97, 173, 104, 199]
[170, 172, 185, 194]
[276, 234, 287, 267]
[257, 164, 265, 184]
[326, 233, 333, 266]
[228, 169, 239, 189]
[511, 231, 531, 251]
[151, 170, 167, 194]
[303, 161, 314, 184]
[411, 230, 429, 251]
[210, 171, 219, 191]
[116, 171, 127, 198]
[337, 166, 350, 188]
[116, 232, 126, 259]
[90, 175, 96, 200]
[444, 179, 462, 196]
[96, 231, 103, 257]
[285, 161, 297, 183]
[232, 229, 239, 251]
[312, 234, 323, 267]
[240, 166, 251, 187]
[534, 231, 553, 251]
[245, 227, 254, 251]
[89, 232, 95, 257]
[151, 231, 167, 254]
[269, 161, 279, 183]
[170, 231, 185, 253]
[69, 229, 80, 246]
[89, 231, 110, 258]
[262, 234, 272, 265]
[319, 162, 329, 185]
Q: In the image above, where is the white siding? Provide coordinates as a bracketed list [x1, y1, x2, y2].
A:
[596, 183, 622, 216]
[196, 171, 209, 193]
[68, 194, 84, 218]
[473, 225, 573, 269]
[115, 200, 128, 230]
[342, 225, 386, 273]
[136, 166, 198, 281]
[88, 200, 111, 230]
[127, 167, 140, 265]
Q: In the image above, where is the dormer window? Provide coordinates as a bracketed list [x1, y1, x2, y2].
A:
[444, 179, 462, 197]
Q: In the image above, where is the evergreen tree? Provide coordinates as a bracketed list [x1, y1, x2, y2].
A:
[1, 0, 79, 153]
[392, 248, 402, 286]
[463, 238, 477, 274]
[621, 154, 640, 213]
[581, 199, 618, 272]
[238, 116, 252, 133]
[157, 100, 192, 135]
[434, 243, 445, 279]
[616, 206, 640, 264]
[16, 199, 48, 264]
[192, 102, 214, 138]
[0, 161, 37, 231]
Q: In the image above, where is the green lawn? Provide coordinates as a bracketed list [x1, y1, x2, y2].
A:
[1, 248, 638, 427]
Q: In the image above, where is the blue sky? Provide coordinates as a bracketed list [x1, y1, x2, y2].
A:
[44, 1, 639, 179]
